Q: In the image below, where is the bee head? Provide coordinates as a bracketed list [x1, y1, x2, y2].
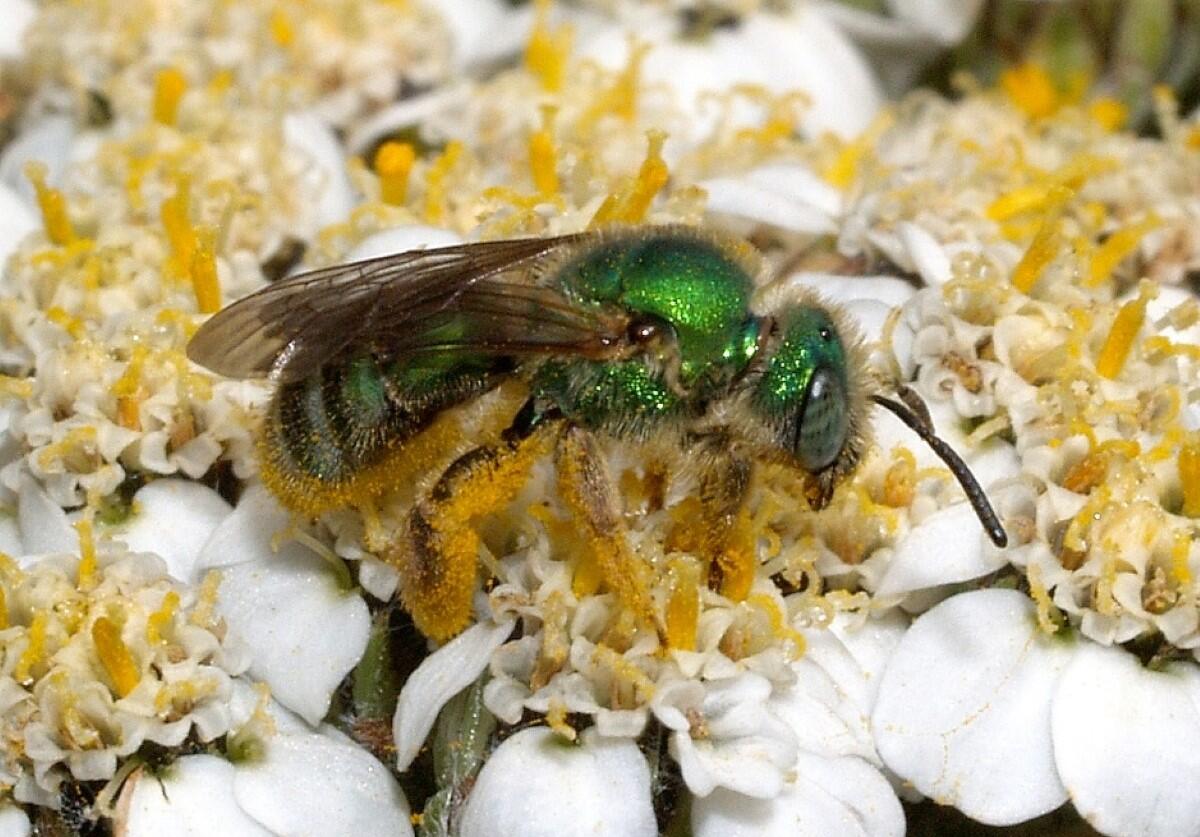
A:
[749, 301, 871, 509]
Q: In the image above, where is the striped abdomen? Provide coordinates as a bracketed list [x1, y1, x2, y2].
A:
[258, 354, 500, 516]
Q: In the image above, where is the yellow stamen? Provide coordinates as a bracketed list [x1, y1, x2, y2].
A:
[1180, 442, 1200, 518]
[524, 0, 572, 93]
[0, 584, 6, 630]
[664, 557, 700, 651]
[269, 7, 294, 47]
[422, 141, 463, 226]
[591, 130, 668, 226]
[191, 569, 222, 629]
[1027, 563, 1061, 634]
[190, 225, 221, 313]
[1011, 204, 1068, 293]
[375, 141, 415, 206]
[147, 590, 180, 645]
[746, 593, 806, 657]
[822, 111, 894, 189]
[528, 106, 559, 198]
[15, 612, 48, 683]
[1000, 62, 1059, 120]
[1096, 283, 1154, 379]
[92, 616, 140, 698]
[1088, 97, 1127, 132]
[153, 67, 188, 126]
[25, 161, 75, 246]
[75, 513, 97, 592]
[0, 375, 33, 399]
[161, 177, 195, 278]
[114, 345, 148, 430]
[1171, 530, 1194, 587]
[1084, 214, 1160, 288]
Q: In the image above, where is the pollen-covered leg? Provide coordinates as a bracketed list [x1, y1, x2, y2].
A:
[388, 422, 555, 642]
[554, 426, 659, 635]
[668, 451, 756, 601]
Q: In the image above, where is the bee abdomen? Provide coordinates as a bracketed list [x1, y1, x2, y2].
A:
[259, 355, 496, 517]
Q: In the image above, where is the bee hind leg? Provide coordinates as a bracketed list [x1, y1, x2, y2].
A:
[386, 403, 557, 642]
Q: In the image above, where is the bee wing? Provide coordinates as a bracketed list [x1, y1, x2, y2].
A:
[187, 233, 630, 383]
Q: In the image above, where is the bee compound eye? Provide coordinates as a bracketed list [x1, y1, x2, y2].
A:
[795, 365, 848, 472]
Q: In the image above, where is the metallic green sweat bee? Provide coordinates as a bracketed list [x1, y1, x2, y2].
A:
[188, 225, 1006, 641]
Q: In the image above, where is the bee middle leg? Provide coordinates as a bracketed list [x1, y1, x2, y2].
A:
[386, 404, 558, 642]
[668, 438, 755, 601]
[554, 425, 661, 638]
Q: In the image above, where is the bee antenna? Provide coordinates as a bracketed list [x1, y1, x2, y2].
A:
[871, 394, 1008, 548]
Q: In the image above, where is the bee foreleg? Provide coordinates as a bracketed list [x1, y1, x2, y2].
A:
[554, 425, 662, 639]
[387, 411, 557, 642]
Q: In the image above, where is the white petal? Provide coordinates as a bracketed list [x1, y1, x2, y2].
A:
[873, 589, 1076, 825]
[357, 556, 399, 600]
[0, 183, 37, 268]
[828, 609, 909, 712]
[107, 479, 231, 582]
[211, 554, 369, 725]
[459, 727, 656, 837]
[0, 0, 35, 59]
[344, 225, 463, 263]
[783, 273, 915, 309]
[693, 753, 903, 837]
[0, 116, 74, 204]
[283, 111, 355, 229]
[436, 0, 533, 69]
[392, 619, 515, 772]
[701, 176, 837, 236]
[886, 0, 984, 44]
[1051, 643, 1200, 837]
[199, 488, 369, 724]
[874, 502, 1006, 599]
[117, 756, 272, 837]
[234, 728, 412, 837]
[896, 223, 952, 286]
[17, 473, 74, 555]
[0, 805, 30, 837]
[842, 300, 893, 344]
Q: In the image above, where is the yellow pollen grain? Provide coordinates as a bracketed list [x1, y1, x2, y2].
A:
[190, 225, 222, 313]
[422, 141, 463, 226]
[75, 514, 97, 592]
[664, 557, 700, 651]
[37, 425, 97, 470]
[15, 612, 48, 684]
[1180, 442, 1200, 518]
[746, 593, 806, 657]
[92, 616, 140, 698]
[25, 161, 75, 246]
[375, 141, 415, 206]
[524, 0, 572, 93]
[528, 107, 559, 198]
[1096, 284, 1154, 379]
[1000, 62, 1059, 120]
[153, 67, 188, 126]
[1084, 214, 1160, 288]
[147, 590, 180, 645]
[1088, 97, 1128, 132]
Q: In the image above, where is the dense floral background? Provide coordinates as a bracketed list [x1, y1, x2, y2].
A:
[0, 1, 1198, 835]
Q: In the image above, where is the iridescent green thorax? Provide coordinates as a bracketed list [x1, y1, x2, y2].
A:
[533, 358, 687, 438]
[753, 306, 850, 472]
[557, 230, 760, 387]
